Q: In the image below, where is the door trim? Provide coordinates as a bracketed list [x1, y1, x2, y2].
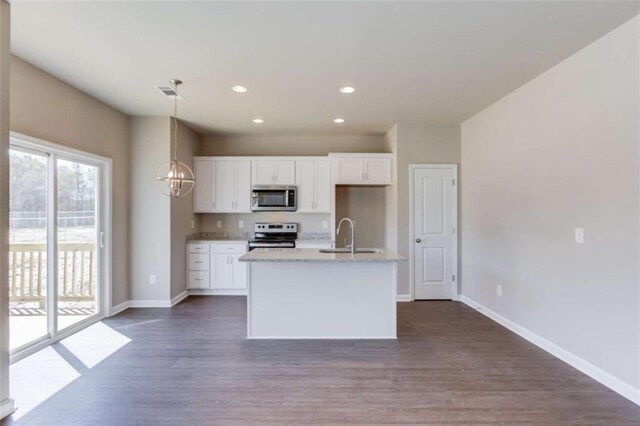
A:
[409, 164, 458, 301]
[8, 132, 113, 362]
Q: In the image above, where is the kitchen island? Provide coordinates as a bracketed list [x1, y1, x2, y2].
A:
[239, 248, 404, 339]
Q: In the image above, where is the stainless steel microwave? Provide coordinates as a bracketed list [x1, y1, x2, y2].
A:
[251, 186, 297, 212]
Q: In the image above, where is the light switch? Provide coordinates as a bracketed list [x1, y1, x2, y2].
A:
[238, 220, 244, 229]
[575, 228, 584, 244]
[496, 284, 502, 297]
[190, 220, 195, 229]
[216, 220, 222, 228]
[322, 221, 328, 229]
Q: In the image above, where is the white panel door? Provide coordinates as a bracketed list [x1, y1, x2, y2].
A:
[234, 160, 252, 212]
[215, 161, 236, 212]
[274, 161, 296, 185]
[295, 160, 316, 212]
[252, 161, 276, 185]
[194, 159, 215, 213]
[413, 166, 456, 300]
[314, 160, 331, 212]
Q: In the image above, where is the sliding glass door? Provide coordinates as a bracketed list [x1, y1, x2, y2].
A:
[8, 148, 49, 351]
[56, 158, 100, 332]
[8, 136, 108, 359]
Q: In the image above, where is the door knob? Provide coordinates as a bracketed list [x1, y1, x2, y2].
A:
[415, 238, 421, 243]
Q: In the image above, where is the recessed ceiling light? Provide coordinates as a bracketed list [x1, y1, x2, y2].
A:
[339, 86, 355, 94]
[232, 85, 248, 93]
[252, 118, 264, 124]
[333, 118, 345, 124]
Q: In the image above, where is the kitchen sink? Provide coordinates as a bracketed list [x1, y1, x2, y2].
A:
[319, 248, 383, 254]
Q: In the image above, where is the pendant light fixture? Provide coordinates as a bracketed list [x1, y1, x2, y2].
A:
[155, 79, 195, 198]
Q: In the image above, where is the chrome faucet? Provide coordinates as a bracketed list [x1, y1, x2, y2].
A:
[337, 218, 356, 255]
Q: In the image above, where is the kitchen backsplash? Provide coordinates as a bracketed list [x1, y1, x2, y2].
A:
[198, 212, 331, 234]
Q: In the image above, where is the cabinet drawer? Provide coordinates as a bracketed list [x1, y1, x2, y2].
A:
[188, 253, 209, 270]
[188, 271, 209, 289]
[209, 243, 247, 254]
[188, 243, 209, 254]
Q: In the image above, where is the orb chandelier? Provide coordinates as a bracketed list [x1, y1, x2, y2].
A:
[155, 79, 195, 198]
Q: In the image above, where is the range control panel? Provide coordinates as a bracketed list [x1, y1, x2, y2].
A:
[254, 223, 298, 233]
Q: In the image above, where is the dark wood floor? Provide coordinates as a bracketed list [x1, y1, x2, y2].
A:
[3, 296, 639, 425]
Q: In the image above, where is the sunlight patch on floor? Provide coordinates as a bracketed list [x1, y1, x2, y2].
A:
[10, 347, 80, 420]
[10, 321, 132, 420]
[60, 321, 131, 369]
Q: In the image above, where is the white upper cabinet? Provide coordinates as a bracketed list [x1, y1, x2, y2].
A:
[234, 161, 252, 211]
[330, 154, 393, 185]
[363, 157, 393, 185]
[215, 160, 251, 213]
[296, 158, 331, 213]
[252, 160, 296, 185]
[194, 159, 216, 213]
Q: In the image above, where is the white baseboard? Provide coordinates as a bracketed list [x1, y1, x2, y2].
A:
[128, 299, 173, 308]
[0, 398, 15, 420]
[111, 289, 235, 312]
[171, 290, 189, 306]
[459, 295, 640, 406]
[188, 289, 247, 296]
[396, 294, 412, 302]
[110, 300, 131, 316]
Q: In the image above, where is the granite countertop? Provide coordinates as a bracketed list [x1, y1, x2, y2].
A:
[239, 248, 405, 263]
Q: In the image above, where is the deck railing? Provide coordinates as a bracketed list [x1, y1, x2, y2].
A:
[9, 242, 96, 303]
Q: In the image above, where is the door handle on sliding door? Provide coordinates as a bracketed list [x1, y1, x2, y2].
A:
[99, 232, 105, 248]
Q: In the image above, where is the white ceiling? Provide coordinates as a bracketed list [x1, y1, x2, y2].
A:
[10, 1, 640, 135]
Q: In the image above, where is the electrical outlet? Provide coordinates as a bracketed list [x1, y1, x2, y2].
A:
[322, 221, 328, 229]
[190, 220, 195, 230]
[238, 220, 244, 229]
[575, 228, 584, 244]
[149, 274, 156, 285]
[216, 220, 222, 228]
[496, 284, 502, 297]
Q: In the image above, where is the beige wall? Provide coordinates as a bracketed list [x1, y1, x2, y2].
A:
[394, 123, 461, 296]
[383, 125, 398, 252]
[461, 17, 639, 390]
[10, 56, 130, 306]
[199, 133, 386, 156]
[170, 121, 200, 299]
[0, 0, 11, 412]
[130, 117, 171, 302]
[335, 186, 386, 248]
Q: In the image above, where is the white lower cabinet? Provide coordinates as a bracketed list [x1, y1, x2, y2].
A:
[188, 271, 209, 289]
[188, 242, 247, 293]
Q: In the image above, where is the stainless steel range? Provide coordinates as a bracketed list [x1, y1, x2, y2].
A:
[247, 223, 297, 251]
